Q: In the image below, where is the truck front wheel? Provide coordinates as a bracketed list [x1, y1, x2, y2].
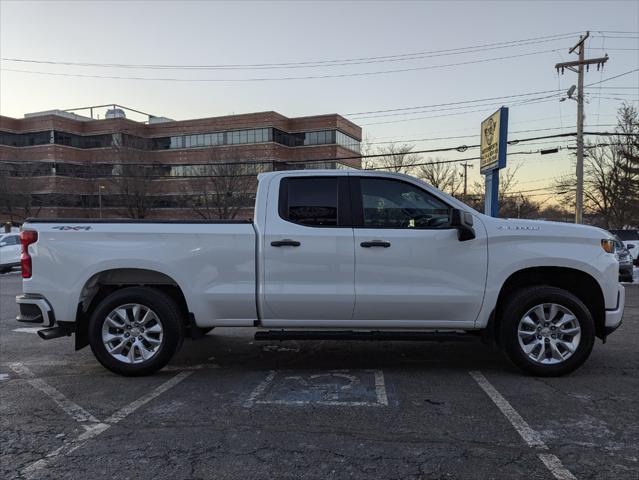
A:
[88, 287, 184, 376]
[499, 286, 595, 376]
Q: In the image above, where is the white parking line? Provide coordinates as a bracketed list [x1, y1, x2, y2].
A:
[244, 370, 277, 408]
[103, 371, 192, 424]
[469, 371, 576, 480]
[9, 363, 103, 427]
[374, 370, 389, 406]
[20, 371, 193, 479]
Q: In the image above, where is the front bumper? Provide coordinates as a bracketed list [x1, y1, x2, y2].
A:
[619, 263, 633, 278]
[16, 294, 55, 326]
[604, 285, 625, 335]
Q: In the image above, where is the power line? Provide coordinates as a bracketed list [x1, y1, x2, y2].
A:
[353, 70, 638, 126]
[352, 98, 557, 121]
[585, 86, 638, 89]
[2, 130, 629, 172]
[345, 89, 562, 116]
[0, 32, 581, 71]
[358, 98, 562, 126]
[0, 49, 562, 83]
[587, 47, 639, 51]
[585, 67, 639, 87]
[364, 126, 613, 146]
[352, 69, 639, 125]
[0, 138, 631, 180]
[595, 30, 639, 34]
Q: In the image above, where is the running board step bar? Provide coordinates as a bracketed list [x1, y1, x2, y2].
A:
[254, 330, 476, 342]
[38, 326, 73, 340]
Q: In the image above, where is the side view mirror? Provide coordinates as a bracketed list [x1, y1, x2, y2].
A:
[627, 244, 635, 249]
[449, 208, 475, 241]
[0, 242, 6, 247]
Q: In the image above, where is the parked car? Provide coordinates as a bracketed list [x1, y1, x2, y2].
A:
[613, 236, 634, 283]
[609, 229, 638, 266]
[0, 233, 21, 273]
[15, 170, 625, 377]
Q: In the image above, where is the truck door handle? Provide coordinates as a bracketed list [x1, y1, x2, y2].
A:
[271, 239, 301, 247]
[360, 240, 391, 248]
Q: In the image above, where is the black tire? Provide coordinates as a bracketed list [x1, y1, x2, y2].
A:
[499, 286, 595, 377]
[88, 287, 184, 376]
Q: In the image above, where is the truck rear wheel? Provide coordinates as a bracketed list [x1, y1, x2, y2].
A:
[88, 287, 184, 376]
[499, 286, 595, 376]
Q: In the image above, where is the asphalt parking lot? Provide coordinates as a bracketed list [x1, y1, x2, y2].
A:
[1, 272, 638, 480]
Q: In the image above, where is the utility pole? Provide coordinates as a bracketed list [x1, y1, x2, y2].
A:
[460, 162, 473, 200]
[555, 31, 608, 224]
[98, 185, 105, 219]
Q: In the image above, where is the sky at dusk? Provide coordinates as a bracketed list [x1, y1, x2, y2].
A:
[1, 0, 637, 194]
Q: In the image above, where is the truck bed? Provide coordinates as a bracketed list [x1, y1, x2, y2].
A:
[24, 218, 253, 224]
[21, 220, 258, 326]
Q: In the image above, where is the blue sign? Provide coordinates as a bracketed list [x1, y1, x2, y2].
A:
[480, 107, 508, 216]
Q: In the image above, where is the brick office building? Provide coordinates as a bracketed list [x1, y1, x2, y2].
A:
[0, 106, 362, 220]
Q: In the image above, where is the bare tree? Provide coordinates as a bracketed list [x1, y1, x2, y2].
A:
[184, 148, 255, 220]
[0, 161, 47, 221]
[554, 103, 639, 228]
[417, 158, 462, 196]
[366, 143, 420, 174]
[467, 166, 541, 218]
[110, 141, 158, 219]
[359, 134, 375, 158]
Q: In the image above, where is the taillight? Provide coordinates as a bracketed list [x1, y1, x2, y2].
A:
[20, 230, 38, 279]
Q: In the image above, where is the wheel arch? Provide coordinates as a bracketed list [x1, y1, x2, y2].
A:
[75, 268, 190, 350]
[492, 266, 606, 343]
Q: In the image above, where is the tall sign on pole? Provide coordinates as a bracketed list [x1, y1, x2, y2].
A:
[480, 106, 508, 217]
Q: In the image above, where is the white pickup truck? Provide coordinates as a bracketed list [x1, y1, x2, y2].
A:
[16, 170, 625, 377]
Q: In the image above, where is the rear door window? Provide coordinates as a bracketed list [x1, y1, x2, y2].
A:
[279, 177, 340, 227]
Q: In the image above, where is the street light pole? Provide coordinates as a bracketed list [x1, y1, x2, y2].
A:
[460, 162, 473, 201]
[98, 185, 105, 219]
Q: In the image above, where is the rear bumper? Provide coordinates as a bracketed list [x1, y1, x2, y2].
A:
[16, 294, 55, 326]
[604, 285, 625, 335]
[1, 261, 20, 269]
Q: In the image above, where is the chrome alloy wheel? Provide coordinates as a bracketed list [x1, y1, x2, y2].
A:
[517, 303, 581, 365]
[101, 303, 164, 364]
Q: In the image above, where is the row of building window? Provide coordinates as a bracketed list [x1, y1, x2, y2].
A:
[167, 128, 360, 152]
[0, 131, 51, 147]
[1, 128, 361, 153]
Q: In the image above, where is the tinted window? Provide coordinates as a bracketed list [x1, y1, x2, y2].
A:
[1, 235, 19, 246]
[283, 178, 338, 226]
[359, 178, 450, 229]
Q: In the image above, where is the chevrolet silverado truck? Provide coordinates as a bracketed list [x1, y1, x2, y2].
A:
[15, 170, 625, 377]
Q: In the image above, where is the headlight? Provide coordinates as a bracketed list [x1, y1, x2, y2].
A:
[601, 239, 615, 253]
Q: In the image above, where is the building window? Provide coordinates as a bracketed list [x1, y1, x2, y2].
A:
[336, 131, 360, 153]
